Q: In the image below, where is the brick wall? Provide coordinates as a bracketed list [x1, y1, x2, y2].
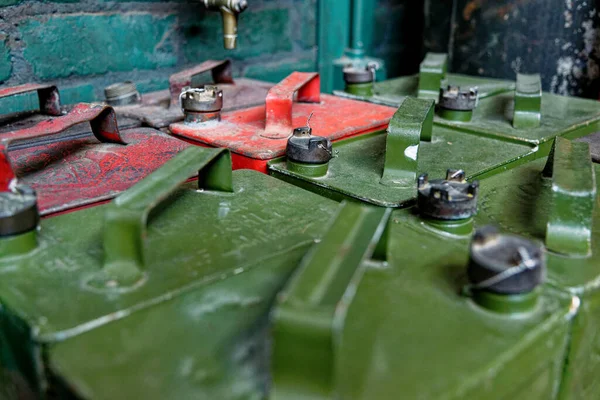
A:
[0, 0, 317, 110]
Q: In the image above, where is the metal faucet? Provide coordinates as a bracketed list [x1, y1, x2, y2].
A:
[202, 0, 248, 49]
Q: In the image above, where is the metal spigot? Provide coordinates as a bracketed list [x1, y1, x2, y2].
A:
[202, 0, 248, 49]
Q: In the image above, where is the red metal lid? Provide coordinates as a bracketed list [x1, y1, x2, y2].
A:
[0, 103, 189, 216]
[169, 72, 396, 160]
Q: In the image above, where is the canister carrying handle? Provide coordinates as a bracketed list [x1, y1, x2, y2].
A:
[101, 147, 233, 286]
[0, 83, 62, 116]
[168, 59, 234, 107]
[380, 97, 434, 187]
[261, 72, 321, 139]
[0, 103, 125, 192]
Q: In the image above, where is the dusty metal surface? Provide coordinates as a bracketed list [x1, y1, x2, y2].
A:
[475, 142, 600, 398]
[112, 60, 272, 128]
[271, 202, 574, 399]
[0, 103, 189, 215]
[170, 72, 396, 173]
[0, 147, 341, 398]
[0, 105, 141, 148]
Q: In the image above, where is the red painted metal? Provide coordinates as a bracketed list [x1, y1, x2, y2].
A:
[263, 72, 320, 139]
[0, 83, 61, 116]
[169, 72, 396, 171]
[0, 103, 189, 215]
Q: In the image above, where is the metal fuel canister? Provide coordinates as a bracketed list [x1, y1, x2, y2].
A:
[0, 146, 341, 399]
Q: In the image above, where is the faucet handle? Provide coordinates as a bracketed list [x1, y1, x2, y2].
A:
[202, 0, 249, 49]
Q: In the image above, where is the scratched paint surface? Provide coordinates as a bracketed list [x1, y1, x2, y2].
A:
[475, 159, 600, 398]
[336, 206, 573, 399]
[269, 127, 533, 207]
[451, 0, 600, 98]
[170, 94, 396, 160]
[8, 127, 189, 215]
[0, 170, 339, 397]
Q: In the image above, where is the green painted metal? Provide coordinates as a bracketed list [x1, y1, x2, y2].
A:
[339, 72, 600, 147]
[334, 53, 515, 107]
[335, 72, 514, 106]
[287, 159, 329, 178]
[474, 142, 600, 399]
[417, 52, 447, 100]
[344, 82, 373, 97]
[272, 203, 391, 400]
[440, 83, 600, 147]
[438, 108, 473, 122]
[100, 147, 234, 288]
[271, 201, 576, 399]
[380, 97, 433, 186]
[471, 288, 540, 314]
[268, 108, 536, 208]
[513, 73, 542, 129]
[543, 138, 596, 257]
[422, 216, 474, 237]
[0, 147, 342, 398]
[336, 52, 600, 148]
[0, 231, 37, 258]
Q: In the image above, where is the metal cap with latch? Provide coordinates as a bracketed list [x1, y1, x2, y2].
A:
[104, 81, 141, 106]
[0, 185, 39, 237]
[467, 226, 545, 295]
[285, 114, 333, 177]
[438, 86, 478, 122]
[417, 169, 479, 220]
[180, 85, 224, 123]
[343, 65, 376, 84]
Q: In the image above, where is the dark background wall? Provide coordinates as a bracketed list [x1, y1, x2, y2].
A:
[0, 0, 598, 105]
[426, 0, 600, 99]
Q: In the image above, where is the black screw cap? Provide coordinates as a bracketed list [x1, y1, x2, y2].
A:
[467, 226, 545, 295]
[0, 185, 39, 237]
[417, 169, 479, 220]
[438, 86, 478, 111]
[286, 126, 333, 164]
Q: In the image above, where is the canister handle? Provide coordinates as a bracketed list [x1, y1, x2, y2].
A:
[380, 97, 434, 187]
[543, 137, 596, 256]
[417, 52, 447, 100]
[261, 72, 321, 139]
[0, 103, 125, 191]
[100, 147, 233, 287]
[169, 59, 234, 107]
[513, 73, 542, 129]
[272, 202, 391, 394]
[0, 83, 62, 116]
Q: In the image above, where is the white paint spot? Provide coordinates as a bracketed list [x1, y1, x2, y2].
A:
[404, 145, 418, 161]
